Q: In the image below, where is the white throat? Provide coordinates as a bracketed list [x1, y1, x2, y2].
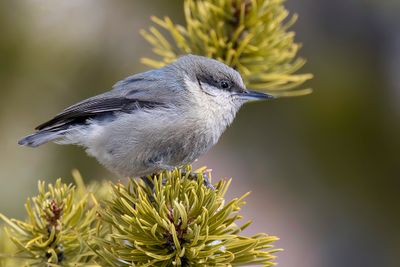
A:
[184, 77, 242, 143]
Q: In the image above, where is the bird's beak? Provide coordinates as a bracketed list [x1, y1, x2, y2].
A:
[236, 89, 276, 101]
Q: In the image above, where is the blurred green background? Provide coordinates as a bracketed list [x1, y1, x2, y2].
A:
[0, 1, 399, 266]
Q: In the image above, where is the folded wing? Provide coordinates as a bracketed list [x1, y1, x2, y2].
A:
[36, 95, 161, 131]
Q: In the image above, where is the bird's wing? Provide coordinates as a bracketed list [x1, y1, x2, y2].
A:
[35, 93, 162, 131]
[36, 69, 183, 131]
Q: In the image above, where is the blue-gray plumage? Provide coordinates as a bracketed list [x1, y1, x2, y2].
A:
[19, 55, 274, 177]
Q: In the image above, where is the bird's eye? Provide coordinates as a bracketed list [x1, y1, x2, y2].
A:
[220, 80, 230, 89]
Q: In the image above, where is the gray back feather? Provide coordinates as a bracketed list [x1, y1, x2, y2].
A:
[20, 54, 242, 147]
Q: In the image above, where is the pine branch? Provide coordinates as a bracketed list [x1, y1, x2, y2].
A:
[0, 177, 101, 266]
[1, 168, 281, 267]
[141, 0, 313, 97]
[92, 167, 281, 267]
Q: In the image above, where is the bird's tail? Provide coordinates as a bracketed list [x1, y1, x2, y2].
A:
[18, 130, 64, 147]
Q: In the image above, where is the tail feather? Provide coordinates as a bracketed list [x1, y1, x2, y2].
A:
[18, 131, 63, 147]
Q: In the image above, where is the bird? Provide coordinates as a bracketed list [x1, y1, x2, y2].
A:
[18, 55, 274, 183]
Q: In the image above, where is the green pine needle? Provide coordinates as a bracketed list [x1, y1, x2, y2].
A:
[141, 0, 313, 97]
[0, 178, 100, 266]
[93, 167, 281, 267]
[1, 169, 281, 267]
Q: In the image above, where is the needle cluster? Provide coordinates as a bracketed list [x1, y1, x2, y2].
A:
[0, 168, 280, 267]
[0, 178, 99, 266]
[93, 168, 281, 267]
[141, 0, 312, 96]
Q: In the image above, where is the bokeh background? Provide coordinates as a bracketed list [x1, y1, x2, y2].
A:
[1, 1, 399, 266]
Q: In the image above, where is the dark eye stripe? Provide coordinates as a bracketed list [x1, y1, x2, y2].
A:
[196, 75, 214, 96]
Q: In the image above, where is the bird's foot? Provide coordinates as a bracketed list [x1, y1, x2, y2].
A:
[182, 170, 215, 190]
[140, 168, 215, 191]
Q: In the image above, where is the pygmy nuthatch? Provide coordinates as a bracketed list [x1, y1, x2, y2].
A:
[19, 55, 274, 179]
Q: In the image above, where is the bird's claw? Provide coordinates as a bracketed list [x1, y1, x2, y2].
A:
[182, 171, 215, 190]
[201, 173, 215, 190]
[141, 169, 216, 192]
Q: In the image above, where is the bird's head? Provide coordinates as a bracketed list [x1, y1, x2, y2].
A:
[172, 55, 275, 106]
